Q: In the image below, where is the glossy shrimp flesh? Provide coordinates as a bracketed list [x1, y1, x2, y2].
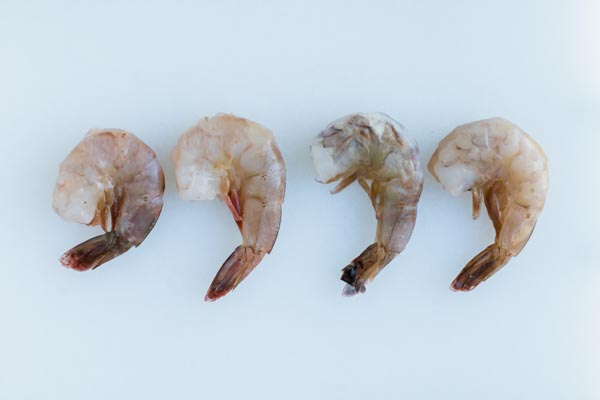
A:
[53, 129, 165, 271]
[311, 113, 423, 295]
[172, 113, 286, 301]
[428, 118, 549, 291]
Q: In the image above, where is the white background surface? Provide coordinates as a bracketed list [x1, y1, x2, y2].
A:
[1, 1, 599, 399]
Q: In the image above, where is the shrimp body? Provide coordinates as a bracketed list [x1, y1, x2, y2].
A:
[428, 118, 549, 291]
[53, 129, 165, 271]
[172, 113, 286, 301]
[311, 113, 423, 295]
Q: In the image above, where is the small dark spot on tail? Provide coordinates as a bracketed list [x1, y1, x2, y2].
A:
[341, 264, 357, 285]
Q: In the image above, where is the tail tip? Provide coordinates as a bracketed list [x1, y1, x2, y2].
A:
[204, 245, 260, 302]
[204, 294, 218, 302]
[450, 278, 477, 292]
[204, 285, 229, 302]
[342, 283, 366, 297]
[59, 253, 71, 268]
[451, 244, 510, 292]
[59, 251, 93, 272]
[340, 264, 366, 297]
[58, 232, 129, 272]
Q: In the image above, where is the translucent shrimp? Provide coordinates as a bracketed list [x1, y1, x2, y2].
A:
[53, 129, 165, 271]
[428, 118, 549, 291]
[172, 113, 286, 301]
[310, 112, 423, 295]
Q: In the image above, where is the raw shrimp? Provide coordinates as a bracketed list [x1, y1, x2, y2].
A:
[53, 129, 165, 271]
[310, 113, 423, 295]
[172, 113, 286, 301]
[428, 118, 549, 291]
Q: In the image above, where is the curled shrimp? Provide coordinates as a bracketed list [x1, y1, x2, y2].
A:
[311, 113, 424, 295]
[428, 118, 549, 291]
[53, 129, 165, 271]
[172, 113, 286, 301]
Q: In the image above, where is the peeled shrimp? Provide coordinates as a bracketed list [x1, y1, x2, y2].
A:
[172, 113, 286, 301]
[428, 118, 549, 291]
[311, 113, 424, 295]
[53, 129, 165, 271]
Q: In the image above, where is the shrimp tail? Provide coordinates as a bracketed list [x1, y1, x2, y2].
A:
[205, 245, 265, 302]
[60, 231, 132, 272]
[341, 243, 393, 296]
[451, 244, 511, 291]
